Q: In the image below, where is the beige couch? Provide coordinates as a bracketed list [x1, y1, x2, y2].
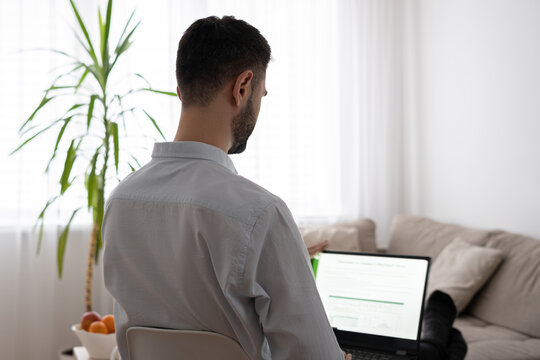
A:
[301, 215, 540, 360]
[388, 215, 540, 360]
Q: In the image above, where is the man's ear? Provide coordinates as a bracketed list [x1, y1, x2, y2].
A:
[176, 86, 182, 101]
[232, 70, 254, 107]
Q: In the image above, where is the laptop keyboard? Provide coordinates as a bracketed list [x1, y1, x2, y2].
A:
[342, 347, 396, 360]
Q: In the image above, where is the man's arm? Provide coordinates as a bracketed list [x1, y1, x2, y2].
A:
[245, 200, 344, 360]
[307, 239, 329, 258]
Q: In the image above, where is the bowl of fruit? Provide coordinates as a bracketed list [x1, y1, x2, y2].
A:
[72, 311, 117, 359]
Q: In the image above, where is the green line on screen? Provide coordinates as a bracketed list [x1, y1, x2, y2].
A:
[329, 295, 404, 305]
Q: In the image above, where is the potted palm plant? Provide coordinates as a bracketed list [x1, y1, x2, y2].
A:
[12, 0, 174, 317]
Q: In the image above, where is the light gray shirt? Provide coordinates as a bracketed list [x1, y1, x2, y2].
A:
[103, 141, 343, 360]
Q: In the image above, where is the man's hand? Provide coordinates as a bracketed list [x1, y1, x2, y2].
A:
[307, 239, 328, 258]
[343, 351, 352, 360]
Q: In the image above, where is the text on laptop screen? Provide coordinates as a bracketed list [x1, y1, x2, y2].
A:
[315, 252, 429, 340]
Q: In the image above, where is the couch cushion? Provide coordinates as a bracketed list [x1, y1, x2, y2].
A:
[388, 215, 492, 260]
[301, 227, 360, 252]
[455, 316, 540, 360]
[468, 231, 540, 338]
[427, 238, 504, 313]
[300, 218, 376, 253]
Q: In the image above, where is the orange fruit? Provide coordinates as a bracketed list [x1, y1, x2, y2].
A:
[102, 314, 115, 333]
[88, 320, 108, 334]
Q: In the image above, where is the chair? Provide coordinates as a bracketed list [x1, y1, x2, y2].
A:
[126, 326, 250, 360]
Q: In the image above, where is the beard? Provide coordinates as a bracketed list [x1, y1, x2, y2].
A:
[228, 94, 257, 155]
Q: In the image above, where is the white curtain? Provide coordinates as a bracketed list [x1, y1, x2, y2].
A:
[0, 0, 406, 358]
[0, 228, 113, 360]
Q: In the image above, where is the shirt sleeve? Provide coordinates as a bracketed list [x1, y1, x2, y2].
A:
[243, 199, 344, 360]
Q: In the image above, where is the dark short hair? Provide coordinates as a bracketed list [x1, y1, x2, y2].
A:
[175, 16, 271, 107]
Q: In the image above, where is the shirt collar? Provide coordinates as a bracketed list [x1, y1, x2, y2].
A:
[151, 141, 238, 175]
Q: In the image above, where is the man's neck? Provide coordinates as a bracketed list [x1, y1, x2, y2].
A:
[173, 104, 232, 153]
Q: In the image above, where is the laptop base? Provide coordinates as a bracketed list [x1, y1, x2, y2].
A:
[342, 345, 416, 360]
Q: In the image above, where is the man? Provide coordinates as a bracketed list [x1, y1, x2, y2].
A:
[103, 16, 350, 359]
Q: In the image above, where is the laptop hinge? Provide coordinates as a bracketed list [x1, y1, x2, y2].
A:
[396, 350, 407, 356]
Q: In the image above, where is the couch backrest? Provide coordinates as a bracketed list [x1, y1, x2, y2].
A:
[334, 218, 377, 253]
[388, 215, 492, 259]
[468, 231, 540, 338]
[388, 215, 540, 338]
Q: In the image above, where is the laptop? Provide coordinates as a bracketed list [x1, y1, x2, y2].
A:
[314, 251, 430, 360]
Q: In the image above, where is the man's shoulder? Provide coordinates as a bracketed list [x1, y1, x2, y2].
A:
[229, 173, 277, 201]
[106, 161, 284, 226]
[209, 172, 284, 219]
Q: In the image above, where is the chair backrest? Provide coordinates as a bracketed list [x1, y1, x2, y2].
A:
[126, 327, 250, 360]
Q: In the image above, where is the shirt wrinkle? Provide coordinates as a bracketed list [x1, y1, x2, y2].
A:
[238, 199, 283, 281]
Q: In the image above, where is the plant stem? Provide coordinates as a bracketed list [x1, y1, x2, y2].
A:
[85, 221, 98, 312]
[84, 89, 109, 311]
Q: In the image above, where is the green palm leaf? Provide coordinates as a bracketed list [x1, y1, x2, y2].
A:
[18, 96, 54, 133]
[86, 149, 100, 209]
[109, 122, 120, 172]
[75, 68, 89, 92]
[46, 116, 74, 173]
[69, 0, 99, 66]
[142, 110, 166, 140]
[57, 208, 82, 278]
[112, 20, 140, 67]
[60, 140, 80, 194]
[34, 196, 60, 254]
[87, 95, 98, 130]
[101, 0, 113, 75]
[13, 0, 176, 310]
[141, 88, 177, 97]
[11, 117, 64, 155]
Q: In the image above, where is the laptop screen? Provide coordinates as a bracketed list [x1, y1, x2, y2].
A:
[315, 251, 429, 341]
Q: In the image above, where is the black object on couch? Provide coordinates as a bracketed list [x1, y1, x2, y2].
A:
[420, 290, 468, 360]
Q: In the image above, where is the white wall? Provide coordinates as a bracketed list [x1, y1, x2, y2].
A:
[407, 0, 540, 239]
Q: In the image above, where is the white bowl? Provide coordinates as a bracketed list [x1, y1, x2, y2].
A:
[72, 324, 117, 359]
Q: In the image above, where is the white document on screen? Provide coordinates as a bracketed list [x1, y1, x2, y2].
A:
[315, 253, 428, 340]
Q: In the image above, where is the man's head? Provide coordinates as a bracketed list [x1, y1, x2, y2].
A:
[175, 16, 271, 153]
